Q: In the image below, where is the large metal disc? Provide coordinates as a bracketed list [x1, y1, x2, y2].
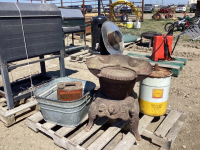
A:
[101, 21, 124, 54]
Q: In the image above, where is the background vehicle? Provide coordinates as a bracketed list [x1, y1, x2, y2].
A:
[144, 4, 154, 13]
[120, 5, 133, 13]
[84, 5, 92, 13]
[67, 5, 81, 10]
[190, 3, 197, 13]
[104, 5, 110, 13]
[175, 4, 186, 13]
[164, 18, 188, 32]
[164, 16, 200, 32]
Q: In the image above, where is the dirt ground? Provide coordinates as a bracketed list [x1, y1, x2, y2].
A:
[0, 13, 200, 150]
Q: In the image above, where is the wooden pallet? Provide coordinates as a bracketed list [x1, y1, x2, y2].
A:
[70, 50, 94, 63]
[26, 108, 185, 150]
[126, 52, 187, 77]
[0, 98, 39, 126]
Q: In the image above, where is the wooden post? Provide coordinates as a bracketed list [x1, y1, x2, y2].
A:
[142, 0, 144, 22]
[109, 0, 112, 21]
[61, 0, 63, 7]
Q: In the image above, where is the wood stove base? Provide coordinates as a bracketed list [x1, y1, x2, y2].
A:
[85, 90, 141, 141]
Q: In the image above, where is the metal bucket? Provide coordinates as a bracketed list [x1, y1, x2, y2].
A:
[139, 77, 171, 116]
[34, 77, 96, 127]
[139, 65, 172, 116]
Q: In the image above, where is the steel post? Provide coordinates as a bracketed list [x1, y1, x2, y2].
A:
[41, 0, 46, 4]
[0, 61, 14, 109]
[39, 55, 46, 75]
[59, 50, 66, 77]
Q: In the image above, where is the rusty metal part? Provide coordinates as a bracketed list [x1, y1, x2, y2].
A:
[98, 67, 136, 81]
[98, 66, 136, 99]
[86, 54, 152, 99]
[153, 5, 175, 20]
[85, 90, 141, 141]
[86, 54, 152, 82]
[152, 13, 163, 20]
[57, 81, 82, 101]
[149, 64, 172, 78]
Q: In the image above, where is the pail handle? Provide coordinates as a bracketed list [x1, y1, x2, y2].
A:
[85, 92, 91, 104]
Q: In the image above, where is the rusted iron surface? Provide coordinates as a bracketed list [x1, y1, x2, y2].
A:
[149, 64, 172, 78]
[85, 55, 152, 141]
[85, 89, 141, 141]
[152, 13, 163, 20]
[153, 5, 175, 20]
[98, 67, 136, 99]
[86, 54, 152, 80]
[57, 81, 82, 101]
[86, 54, 152, 99]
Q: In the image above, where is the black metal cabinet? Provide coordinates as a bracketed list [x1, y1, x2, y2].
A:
[0, 2, 66, 109]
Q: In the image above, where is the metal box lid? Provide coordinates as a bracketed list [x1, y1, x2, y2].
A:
[0, 2, 61, 17]
[59, 8, 84, 19]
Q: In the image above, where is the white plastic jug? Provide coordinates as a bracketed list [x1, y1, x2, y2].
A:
[134, 19, 141, 29]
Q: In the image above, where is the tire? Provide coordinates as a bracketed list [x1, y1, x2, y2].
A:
[121, 14, 128, 22]
[164, 22, 173, 32]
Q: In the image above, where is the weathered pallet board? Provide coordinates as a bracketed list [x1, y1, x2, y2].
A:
[70, 50, 93, 63]
[126, 52, 187, 77]
[0, 98, 39, 126]
[26, 108, 185, 150]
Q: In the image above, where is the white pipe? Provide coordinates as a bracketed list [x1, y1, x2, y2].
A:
[41, 0, 46, 4]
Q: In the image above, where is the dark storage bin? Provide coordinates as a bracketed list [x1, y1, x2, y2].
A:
[59, 8, 85, 27]
[91, 16, 107, 54]
[0, 2, 63, 62]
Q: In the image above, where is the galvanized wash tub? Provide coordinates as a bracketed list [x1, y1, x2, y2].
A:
[34, 77, 96, 127]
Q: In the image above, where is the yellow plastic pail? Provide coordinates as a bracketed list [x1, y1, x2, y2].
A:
[126, 22, 133, 28]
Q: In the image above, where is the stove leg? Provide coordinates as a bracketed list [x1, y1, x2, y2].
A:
[85, 104, 98, 132]
[129, 112, 141, 141]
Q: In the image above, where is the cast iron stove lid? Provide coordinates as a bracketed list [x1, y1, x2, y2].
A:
[98, 66, 136, 81]
[149, 64, 172, 78]
[86, 54, 152, 78]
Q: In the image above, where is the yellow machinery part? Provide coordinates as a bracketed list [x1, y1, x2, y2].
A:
[116, 22, 126, 27]
[110, 0, 141, 21]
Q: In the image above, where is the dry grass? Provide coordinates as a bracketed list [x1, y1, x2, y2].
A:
[119, 19, 200, 43]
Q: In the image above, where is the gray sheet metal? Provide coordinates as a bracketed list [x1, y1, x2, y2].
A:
[0, 2, 61, 17]
[59, 8, 84, 18]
